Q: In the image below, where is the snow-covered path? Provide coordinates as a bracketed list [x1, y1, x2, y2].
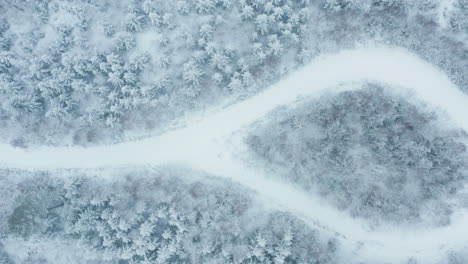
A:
[2, 46, 468, 263]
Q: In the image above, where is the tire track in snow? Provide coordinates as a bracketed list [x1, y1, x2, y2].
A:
[1, 46, 468, 263]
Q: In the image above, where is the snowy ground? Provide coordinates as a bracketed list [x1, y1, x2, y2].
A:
[2, 46, 468, 263]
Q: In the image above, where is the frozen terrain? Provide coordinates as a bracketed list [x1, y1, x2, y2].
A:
[1, 46, 468, 263]
[1, 0, 468, 147]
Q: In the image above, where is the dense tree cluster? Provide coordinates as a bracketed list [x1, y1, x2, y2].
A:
[0, 168, 339, 263]
[0, 0, 314, 146]
[247, 84, 468, 226]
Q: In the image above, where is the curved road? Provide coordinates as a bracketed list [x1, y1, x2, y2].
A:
[1, 46, 468, 263]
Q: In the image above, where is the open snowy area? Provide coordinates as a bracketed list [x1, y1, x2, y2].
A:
[1, 0, 468, 263]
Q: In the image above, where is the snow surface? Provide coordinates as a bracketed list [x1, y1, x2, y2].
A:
[1, 46, 468, 263]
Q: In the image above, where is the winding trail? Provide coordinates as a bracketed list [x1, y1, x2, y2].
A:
[2, 46, 468, 263]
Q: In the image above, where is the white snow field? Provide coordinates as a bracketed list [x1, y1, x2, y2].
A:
[2, 46, 468, 263]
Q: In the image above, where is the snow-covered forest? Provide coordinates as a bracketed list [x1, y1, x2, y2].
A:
[247, 84, 468, 227]
[1, 0, 468, 263]
[0, 0, 467, 146]
[0, 168, 339, 264]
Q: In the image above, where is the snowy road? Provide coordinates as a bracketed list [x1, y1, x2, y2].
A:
[2, 46, 468, 263]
